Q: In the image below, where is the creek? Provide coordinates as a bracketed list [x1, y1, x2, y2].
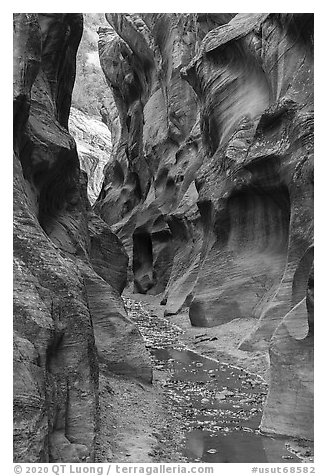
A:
[123, 295, 302, 463]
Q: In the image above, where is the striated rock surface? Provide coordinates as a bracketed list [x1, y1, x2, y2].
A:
[96, 13, 313, 440]
[96, 13, 208, 298]
[13, 13, 151, 463]
[68, 107, 111, 204]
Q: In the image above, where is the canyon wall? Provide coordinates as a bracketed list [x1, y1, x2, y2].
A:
[68, 107, 111, 204]
[96, 13, 314, 440]
[13, 13, 151, 463]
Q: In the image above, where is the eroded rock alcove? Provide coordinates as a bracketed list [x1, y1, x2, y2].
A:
[13, 13, 314, 463]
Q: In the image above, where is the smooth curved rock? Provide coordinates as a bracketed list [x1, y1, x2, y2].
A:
[69, 107, 112, 204]
[13, 13, 152, 463]
[96, 14, 207, 300]
[97, 13, 313, 440]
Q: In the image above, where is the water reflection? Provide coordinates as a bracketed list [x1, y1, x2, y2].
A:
[185, 429, 293, 463]
[151, 347, 300, 463]
[124, 297, 304, 463]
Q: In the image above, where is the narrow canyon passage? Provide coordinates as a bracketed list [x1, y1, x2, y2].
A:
[13, 13, 314, 464]
[119, 293, 313, 463]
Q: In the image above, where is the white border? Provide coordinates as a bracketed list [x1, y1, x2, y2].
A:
[4, 4, 324, 474]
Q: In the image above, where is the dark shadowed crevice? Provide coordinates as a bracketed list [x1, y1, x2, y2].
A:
[306, 262, 314, 335]
[197, 200, 214, 232]
[133, 228, 155, 293]
[37, 154, 80, 231]
[113, 161, 124, 185]
[167, 216, 189, 242]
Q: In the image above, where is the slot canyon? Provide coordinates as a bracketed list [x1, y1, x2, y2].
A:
[13, 13, 314, 463]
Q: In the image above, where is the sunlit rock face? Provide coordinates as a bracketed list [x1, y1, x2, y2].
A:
[68, 107, 111, 204]
[13, 13, 151, 463]
[97, 13, 313, 440]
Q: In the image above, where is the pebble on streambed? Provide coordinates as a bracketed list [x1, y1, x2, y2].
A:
[123, 296, 305, 463]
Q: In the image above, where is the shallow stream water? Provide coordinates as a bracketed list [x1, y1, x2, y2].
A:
[124, 296, 305, 463]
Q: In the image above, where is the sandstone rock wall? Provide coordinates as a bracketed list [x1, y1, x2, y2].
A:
[96, 13, 313, 440]
[13, 13, 151, 463]
[68, 107, 112, 204]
